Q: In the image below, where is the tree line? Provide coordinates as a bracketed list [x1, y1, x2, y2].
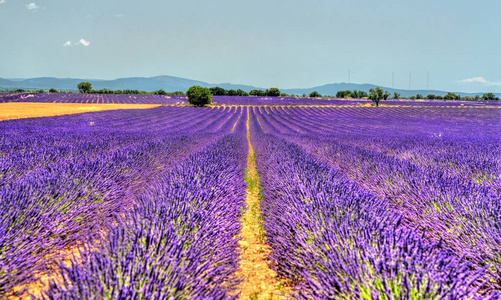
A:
[76, 82, 184, 95]
[186, 86, 391, 107]
[4, 82, 499, 102]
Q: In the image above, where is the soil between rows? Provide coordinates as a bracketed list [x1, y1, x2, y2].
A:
[234, 108, 290, 299]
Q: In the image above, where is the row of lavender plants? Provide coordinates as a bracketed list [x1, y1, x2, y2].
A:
[264, 107, 501, 273]
[286, 133, 501, 276]
[213, 96, 501, 107]
[250, 106, 501, 297]
[334, 134, 500, 190]
[3, 92, 499, 106]
[253, 105, 501, 138]
[2, 103, 498, 297]
[0, 92, 187, 104]
[0, 106, 243, 298]
[43, 129, 248, 299]
[249, 112, 492, 298]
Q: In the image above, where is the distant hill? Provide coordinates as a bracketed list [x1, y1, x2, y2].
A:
[0, 75, 260, 94]
[0, 75, 499, 98]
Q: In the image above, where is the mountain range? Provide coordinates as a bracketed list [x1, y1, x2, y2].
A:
[1, 75, 499, 98]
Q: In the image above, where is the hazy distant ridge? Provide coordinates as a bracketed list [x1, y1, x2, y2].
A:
[0, 75, 498, 98]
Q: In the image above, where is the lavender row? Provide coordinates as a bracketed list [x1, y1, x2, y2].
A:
[248, 113, 491, 298]
[0, 106, 240, 183]
[43, 130, 248, 299]
[262, 107, 501, 280]
[214, 96, 501, 106]
[254, 106, 501, 139]
[287, 133, 501, 269]
[253, 106, 501, 291]
[0, 92, 188, 104]
[1, 146, 142, 296]
[254, 107, 500, 189]
[0, 106, 240, 297]
[2, 92, 500, 106]
[335, 134, 501, 190]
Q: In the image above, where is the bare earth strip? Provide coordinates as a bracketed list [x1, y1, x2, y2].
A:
[9, 248, 82, 300]
[235, 107, 290, 299]
[0, 102, 161, 121]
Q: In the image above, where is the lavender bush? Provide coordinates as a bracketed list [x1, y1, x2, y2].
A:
[249, 112, 493, 298]
[0, 106, 244, 297]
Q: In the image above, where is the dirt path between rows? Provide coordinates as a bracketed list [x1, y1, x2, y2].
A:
[235, 108, 290, 299]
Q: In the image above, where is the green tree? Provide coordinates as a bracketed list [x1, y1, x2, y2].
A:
[226, 89, 238, 96]
[236, 89, 248, 96]
[96, 88, 113, 94]
[77, 82, 92, 93]
[266, 87, 281, 97]
[351, 90, 367, 98]
[209, 86, 226, 96]
[482, 93, 496, 100]
[49, 88, 58, 93]
[309, 91, 321, 97]
[393, 92, 401, 99]
[444, 92, 460, 100]
[426, 94, 436, 99]
[154, 89, 167, 95]
[186, 85, 212, 107]
[250, 89, 266, 96]
[336, 90, 352, 98]
[415, 94, 424, 99]
[368, 87, 390, 107]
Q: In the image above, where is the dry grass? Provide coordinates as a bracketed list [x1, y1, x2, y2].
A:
[0, 102, 161, 121]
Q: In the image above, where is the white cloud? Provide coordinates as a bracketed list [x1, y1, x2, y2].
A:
[78, 39, 90, 46]
[116, 14, 125, 18]
[459, 76, 488, 84]
[63, 39, 91, 47]
[26, 3, 38, 9]
[459, 76, 501, 86]
[0, 0, 6, 4]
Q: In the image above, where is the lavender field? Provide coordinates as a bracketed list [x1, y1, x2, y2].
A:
[2, 92, 501, 107]
[0, 100, 500, 299]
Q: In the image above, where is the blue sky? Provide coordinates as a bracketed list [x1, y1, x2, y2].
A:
[0, 0, 499, 93]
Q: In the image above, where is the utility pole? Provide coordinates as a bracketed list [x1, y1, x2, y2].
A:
[348, 69, 350, 84]
[392, 72, 394, 89]
[409, 72, 411, 90]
